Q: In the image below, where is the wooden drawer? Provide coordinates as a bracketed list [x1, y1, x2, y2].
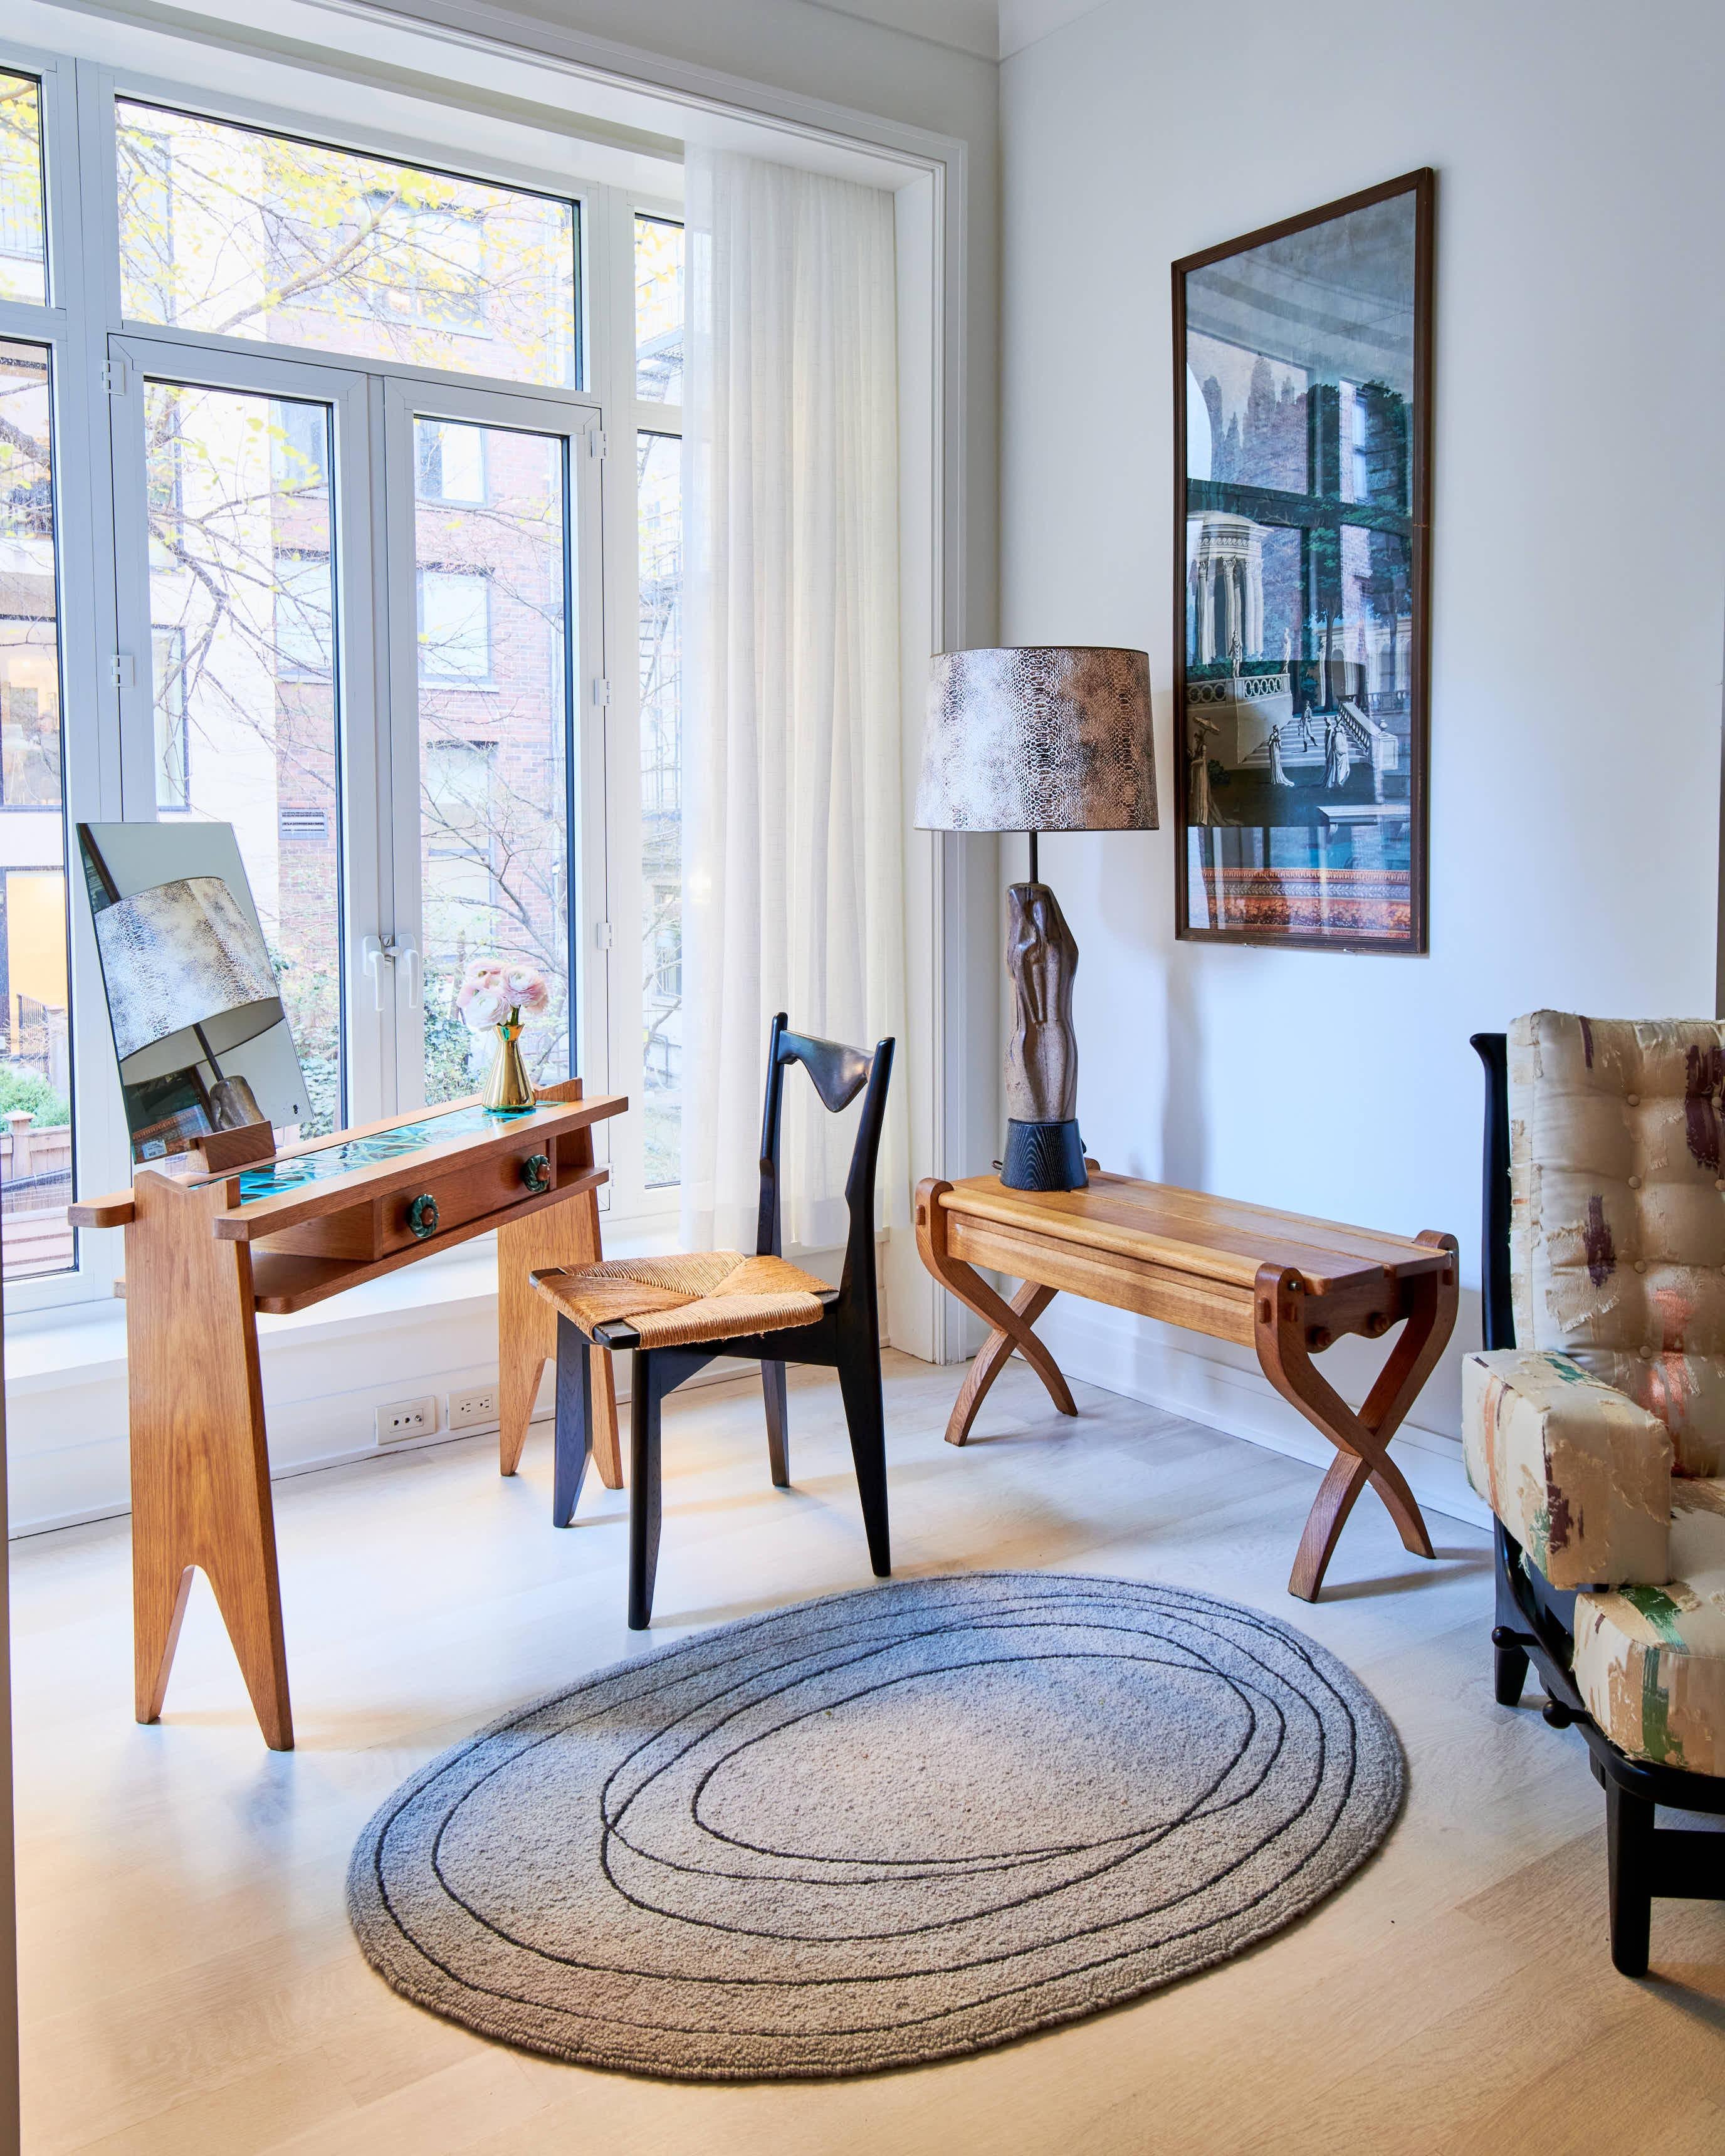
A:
[260, 1141, 560, 1261]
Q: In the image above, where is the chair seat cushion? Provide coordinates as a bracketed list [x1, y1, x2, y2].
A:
[1463, 1348, 1672, 1589]
[533, 1250, 828, 1349]
[1575, 1480, 1725, 1776]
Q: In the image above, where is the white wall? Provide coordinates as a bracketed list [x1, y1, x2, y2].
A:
[999, 0, 1725, 1512]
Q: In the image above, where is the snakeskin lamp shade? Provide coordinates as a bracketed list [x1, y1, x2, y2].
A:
[915, 647, 1157, 834]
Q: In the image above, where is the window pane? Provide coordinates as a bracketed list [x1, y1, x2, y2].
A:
[637, 431, 681, 1186]
[634, 216, 683, 403]
[117, 103, 577, 389]
[0, 343, 72, 1279]
[415, 417, 572, 1104]
[0, 75, 47, 306]
[145, 383, 343, 1135]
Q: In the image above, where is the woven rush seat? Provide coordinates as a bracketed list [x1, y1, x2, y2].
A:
[533, 1250, 829, 1351]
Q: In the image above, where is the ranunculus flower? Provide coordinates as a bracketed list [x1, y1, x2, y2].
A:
[506, 964, 550, 1013]
[461, 986, 508, 1032]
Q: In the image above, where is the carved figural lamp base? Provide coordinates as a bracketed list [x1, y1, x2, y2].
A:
[917, 648, 1157, 1191]
[1002, 871, 1086, 1190]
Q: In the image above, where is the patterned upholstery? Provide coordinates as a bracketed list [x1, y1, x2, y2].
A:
[1462, 1349, 1670, 1589]
[1463, 1011, 1725, 1775]
[1509, 1010, 1725, 1475]
[532, 1250, 828, 1350]
[1574, 1481, 1725, 1776]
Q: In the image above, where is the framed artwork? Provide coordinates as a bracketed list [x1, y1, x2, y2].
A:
[1173, 169, 1434, 951]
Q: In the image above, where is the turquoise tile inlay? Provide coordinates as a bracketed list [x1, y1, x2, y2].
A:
[236, 1103, 533, 1205]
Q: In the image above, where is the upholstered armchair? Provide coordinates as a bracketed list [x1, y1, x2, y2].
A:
[1466, 1012, 1725, 1974]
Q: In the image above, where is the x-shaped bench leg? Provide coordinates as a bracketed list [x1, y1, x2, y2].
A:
[915, 1180, 1076, 1444]
[1255, 1232, 1459, 1599]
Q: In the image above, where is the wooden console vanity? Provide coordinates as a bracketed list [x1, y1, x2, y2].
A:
[68, 1079, 626, 1749]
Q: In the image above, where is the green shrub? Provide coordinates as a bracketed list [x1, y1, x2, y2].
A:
[0, 1066, 70, 1127]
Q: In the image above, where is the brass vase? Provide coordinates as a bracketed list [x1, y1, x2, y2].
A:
[481, 1012, 535, 1113]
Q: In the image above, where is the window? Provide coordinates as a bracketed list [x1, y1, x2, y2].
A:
[634, 214, 683, 403]
[271, 399, 329, 494]
[0, 342, 71, 1279]
[274, 552, 335, 676]
[115, 102, 578, 388]
[0, 73, 46, 305]
[417, 419, 486, 504]
[417, 568, 491, 684]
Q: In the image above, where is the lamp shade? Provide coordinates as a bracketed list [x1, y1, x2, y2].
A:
[915, 646, 1158, 834]
[93, 874, 281, 1063]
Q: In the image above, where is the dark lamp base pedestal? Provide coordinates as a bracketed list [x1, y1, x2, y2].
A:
[1001, 1119, 1089, 1193]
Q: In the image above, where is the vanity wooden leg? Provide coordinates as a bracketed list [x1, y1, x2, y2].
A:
[499, 1185, 622, 1489]
[128, 1169, 293, 1750]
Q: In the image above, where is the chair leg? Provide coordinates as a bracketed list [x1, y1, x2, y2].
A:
[1493, 1637, 1529, 1707]
[762, 1359, 790, 1487]
[552, 1317, 592, 1529]
[836, 1337, 891, 1578]
[1605, 1777, 1655, 1977]
[627, 1349, 664, 1630]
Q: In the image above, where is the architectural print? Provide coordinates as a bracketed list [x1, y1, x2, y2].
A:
[1173, 173, 1433, 950]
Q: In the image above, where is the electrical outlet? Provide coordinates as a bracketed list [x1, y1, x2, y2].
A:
[376, 1395, 438, 1443]
[446, 1385, 499, 1433]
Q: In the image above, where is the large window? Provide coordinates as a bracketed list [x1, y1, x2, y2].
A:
[0, 55, 689, 1294]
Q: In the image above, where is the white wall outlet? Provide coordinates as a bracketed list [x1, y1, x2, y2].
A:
[446, 1385, 500, 1433]
[376, 1395, 438, 1444]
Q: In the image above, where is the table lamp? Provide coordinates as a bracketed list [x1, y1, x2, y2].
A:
[915, 646, 1156, 1191]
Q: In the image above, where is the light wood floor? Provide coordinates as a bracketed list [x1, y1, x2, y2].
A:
[11, 1353, 1725, 2153]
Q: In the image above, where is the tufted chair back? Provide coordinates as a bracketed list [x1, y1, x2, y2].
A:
[1510, 1009, 1725, 1474]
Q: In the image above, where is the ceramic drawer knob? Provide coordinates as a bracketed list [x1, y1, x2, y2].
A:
[407, 1192, 440, 1240]
[521, 1153, 552, 1196]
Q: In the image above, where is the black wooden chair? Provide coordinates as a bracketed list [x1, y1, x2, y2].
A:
[1471, 1025, 1725, 1974]
[533, 1013, 894, 1628]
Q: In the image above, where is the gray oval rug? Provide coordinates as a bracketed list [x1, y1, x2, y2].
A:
[349, 1572, 1403, 2080]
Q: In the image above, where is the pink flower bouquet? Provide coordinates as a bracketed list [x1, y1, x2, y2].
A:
[455, 957, 549, 1034]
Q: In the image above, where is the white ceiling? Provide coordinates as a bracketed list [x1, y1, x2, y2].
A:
[803, 0, 1113, 61]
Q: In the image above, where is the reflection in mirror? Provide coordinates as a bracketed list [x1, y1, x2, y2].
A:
[77, 822, 311, 1162]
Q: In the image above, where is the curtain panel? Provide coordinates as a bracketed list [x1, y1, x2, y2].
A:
[680, 149, 905, 1257]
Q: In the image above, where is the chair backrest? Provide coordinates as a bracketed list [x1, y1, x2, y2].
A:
[1476, 1010, 1725, 1475]
[756, 1013, 894, 1312]
[1471, 1031, 1514, 1352]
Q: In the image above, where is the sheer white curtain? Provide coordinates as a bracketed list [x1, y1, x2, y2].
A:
[679, 149, 904, 1256]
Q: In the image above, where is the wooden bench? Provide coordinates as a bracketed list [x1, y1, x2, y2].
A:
[915, 1168, 1458, 1600]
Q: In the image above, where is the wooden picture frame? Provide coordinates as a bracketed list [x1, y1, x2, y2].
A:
[1172, 169, 1435, 952]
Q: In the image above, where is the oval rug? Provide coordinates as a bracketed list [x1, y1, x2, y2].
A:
[348, 1571, 1403, 2080]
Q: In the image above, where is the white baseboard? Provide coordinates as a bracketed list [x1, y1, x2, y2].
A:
[1035, 1299, 1491, 1534]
